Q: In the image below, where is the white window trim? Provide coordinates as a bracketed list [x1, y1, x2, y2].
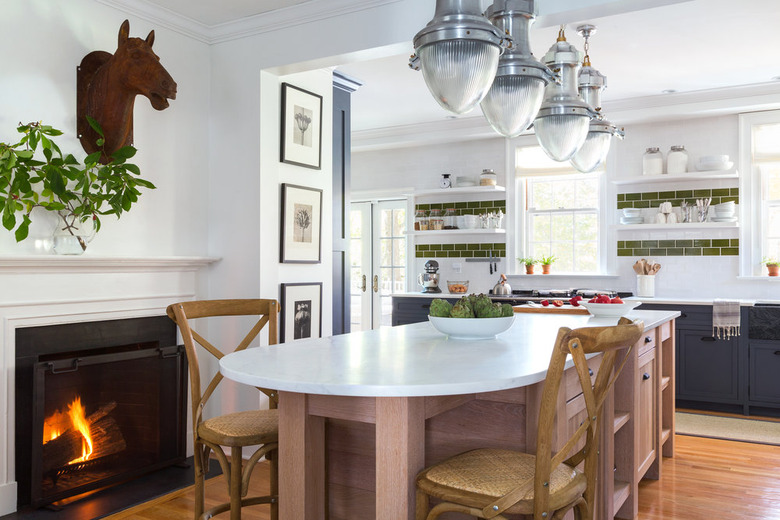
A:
[738, 110, 780, 276]
[511, 139, 609, 276]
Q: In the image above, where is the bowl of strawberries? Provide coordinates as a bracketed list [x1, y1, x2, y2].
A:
[580, 294, 640, 317]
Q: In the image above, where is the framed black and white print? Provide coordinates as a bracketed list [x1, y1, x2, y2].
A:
[280, 282, 322, 342]
[280, 82, 323, 169]
[280, 183, 322, 263]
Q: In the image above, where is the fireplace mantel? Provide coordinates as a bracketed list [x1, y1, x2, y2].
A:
[0, 255, 219, 274]
[0, 255, 218, 515]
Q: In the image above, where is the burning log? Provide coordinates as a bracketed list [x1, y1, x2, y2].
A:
[42, 401, 126, 473]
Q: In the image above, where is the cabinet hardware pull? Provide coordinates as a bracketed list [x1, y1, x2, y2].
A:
[700, 336, 716, 342]
[680, 312, 688, 319]
[642, 373, 651, 381]
[774, 351, 780, 356]
[361, 275, 367, 292]
[644, 336, 652, 343]
[589, 368, 594, 377]
[422, 304, 430, 309]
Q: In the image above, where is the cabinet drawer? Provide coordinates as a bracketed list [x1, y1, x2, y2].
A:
[565, 355, 602, 402]
[639, 304, 712, 329]
[637, 330, 656, 357]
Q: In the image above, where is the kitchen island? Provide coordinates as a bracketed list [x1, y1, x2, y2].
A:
[220, 310, 679, 520]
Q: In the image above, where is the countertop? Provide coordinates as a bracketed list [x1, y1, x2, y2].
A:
[220, 310, 678, 398]
[393, 292, 780, 306]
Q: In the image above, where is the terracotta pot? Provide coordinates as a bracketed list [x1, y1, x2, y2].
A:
[525, 265, 535, 275]
[542, 264, 551, 274]
[768, 264, 779, 276]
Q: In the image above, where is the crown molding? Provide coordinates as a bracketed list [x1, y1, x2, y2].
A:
[95, 0, 405, 44]
[352, 117, 505, 152]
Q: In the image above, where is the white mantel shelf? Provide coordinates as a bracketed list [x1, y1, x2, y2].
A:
[0, 255, 220, 273]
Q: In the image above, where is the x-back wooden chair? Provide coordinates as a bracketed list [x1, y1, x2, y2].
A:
[416, 317, 643, 520]
[167, 299, 280, 520]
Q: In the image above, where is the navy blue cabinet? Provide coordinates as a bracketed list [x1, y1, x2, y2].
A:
[392, 296, 458, 326]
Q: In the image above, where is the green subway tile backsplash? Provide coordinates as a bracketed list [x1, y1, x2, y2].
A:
[618, 188, 739, 208]
[415, 199, 506, 215]
[616, 239, 739, 257]
[415, 242, 506, 258]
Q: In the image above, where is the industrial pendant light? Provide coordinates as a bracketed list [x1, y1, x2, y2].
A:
[479, 0, 552, 138]
[410, 0, 508, 114]
[533, 26, 594, 162]
[570, 24, 624, 173]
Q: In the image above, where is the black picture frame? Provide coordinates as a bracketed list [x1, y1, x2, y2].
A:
[280, 282, 323, 343]
[280, 183, 322, 263]
[280, 82, 323, 170]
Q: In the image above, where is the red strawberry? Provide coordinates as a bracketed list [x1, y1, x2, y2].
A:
[610, 297, 624, 304]
[569, 296, 581, 307]
[540, 300, 550, 307]
[597, 294, 611, 303]
[552, 300, 564, 307]
[588, 297, 597, 303]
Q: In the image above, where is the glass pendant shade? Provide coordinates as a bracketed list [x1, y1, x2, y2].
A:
[480, 75, 546, 136]
[570, 130, 611, 172]
[534, 114, 590, 161]
[418, 40, 501, 114]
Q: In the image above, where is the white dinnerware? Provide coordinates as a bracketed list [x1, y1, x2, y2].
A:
[428, 315, 515, 339]
[580, 301, 641, 317]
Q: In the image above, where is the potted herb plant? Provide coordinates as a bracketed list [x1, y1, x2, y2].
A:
[0, 119, 155, 254]
[763, 257, 780, 277]
[518, 257, 537, 275]
[540, 255, 556, 274]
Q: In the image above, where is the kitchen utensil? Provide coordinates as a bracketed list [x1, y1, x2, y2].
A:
[417, 260, 442, 293]
[492, 273, 511, 295]
[633, 261, 644, 275]
[489, 250, 493, 274]
[651, 263, 661, 274]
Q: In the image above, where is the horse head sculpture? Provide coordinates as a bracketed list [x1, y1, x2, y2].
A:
[77, 20, 177, 163]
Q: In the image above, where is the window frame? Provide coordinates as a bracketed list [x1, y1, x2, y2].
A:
[738, 110, 780, 276]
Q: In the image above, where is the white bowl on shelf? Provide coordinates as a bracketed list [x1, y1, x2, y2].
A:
[428, 315, 515, 339]
[696, 159, 733, 171]
[622, 208, 642, 217]
[580, 301, 640, 318]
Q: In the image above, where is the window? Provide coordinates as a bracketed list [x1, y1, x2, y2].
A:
[739, 111, 780, 274]
[516, 145, 602, 273]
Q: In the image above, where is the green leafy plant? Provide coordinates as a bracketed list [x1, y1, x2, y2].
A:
[517, 257, 537, 266]
[0, 119, 155, 244]
[539, 255, 556, 265]
[763, 257, 780, 266]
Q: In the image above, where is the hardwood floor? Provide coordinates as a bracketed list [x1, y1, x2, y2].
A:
[106, 434, 780, 519]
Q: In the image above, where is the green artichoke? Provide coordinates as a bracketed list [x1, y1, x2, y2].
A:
[429, 299, 453, 317]
[501, 303, 514, 317]
[450, 302, 475, 318]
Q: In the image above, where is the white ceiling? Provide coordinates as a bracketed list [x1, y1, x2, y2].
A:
[133, 0, 780, 133]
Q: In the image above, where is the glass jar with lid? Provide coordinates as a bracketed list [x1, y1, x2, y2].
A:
[444, 208, 458, 229]
[480, 168, 497, 186]
[642, 147, 664, 175]
[429, 209, 444, 230]
[666, 145, 688, 174]
[414, 209, 428, 231]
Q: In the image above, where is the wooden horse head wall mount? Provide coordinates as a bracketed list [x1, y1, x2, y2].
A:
[77, 20, 177, 163]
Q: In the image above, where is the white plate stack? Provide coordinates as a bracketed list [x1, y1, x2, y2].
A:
[710, 200, 737, 222]
[620, 207, 644, 225]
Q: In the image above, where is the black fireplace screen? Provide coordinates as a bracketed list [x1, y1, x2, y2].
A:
[15, 316, 186, 508]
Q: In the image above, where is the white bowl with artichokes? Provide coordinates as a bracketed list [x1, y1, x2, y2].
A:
[428, 293, 515, 340]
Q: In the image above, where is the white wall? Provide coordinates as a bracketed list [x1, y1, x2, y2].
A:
[0, 0, 211, 256]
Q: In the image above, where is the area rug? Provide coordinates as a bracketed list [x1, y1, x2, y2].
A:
[675, 412, 780, 446]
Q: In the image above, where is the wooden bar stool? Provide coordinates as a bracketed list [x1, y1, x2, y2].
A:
[167, 299, 280, 520]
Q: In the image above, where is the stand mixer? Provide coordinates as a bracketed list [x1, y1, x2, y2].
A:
[417, 260, 442, 293]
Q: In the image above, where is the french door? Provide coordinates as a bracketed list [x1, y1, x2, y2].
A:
[350, 200, 407, 330]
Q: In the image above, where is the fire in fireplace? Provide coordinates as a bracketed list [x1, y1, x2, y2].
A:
[15, 316, 185, 509]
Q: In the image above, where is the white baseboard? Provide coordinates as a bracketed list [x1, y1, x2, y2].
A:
[0, 481, 18, 516]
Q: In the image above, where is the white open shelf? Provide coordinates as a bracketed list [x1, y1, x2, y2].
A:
[614, 222, 738, 231]
[406, 229, 506, 236]
[409, 185, 506, 197]
[612, 170, 738, 186]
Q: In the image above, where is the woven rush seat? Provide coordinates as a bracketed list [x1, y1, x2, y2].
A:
[199, 409, 278, 447]
[417, 448, 585, 515]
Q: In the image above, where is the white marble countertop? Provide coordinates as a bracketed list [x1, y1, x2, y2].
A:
[220, 310, 678, 398]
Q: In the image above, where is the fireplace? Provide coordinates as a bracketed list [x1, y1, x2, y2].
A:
[14, 316, 186, 509]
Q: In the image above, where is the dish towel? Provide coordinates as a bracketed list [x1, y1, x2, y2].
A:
[713, 299, 740, 339]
